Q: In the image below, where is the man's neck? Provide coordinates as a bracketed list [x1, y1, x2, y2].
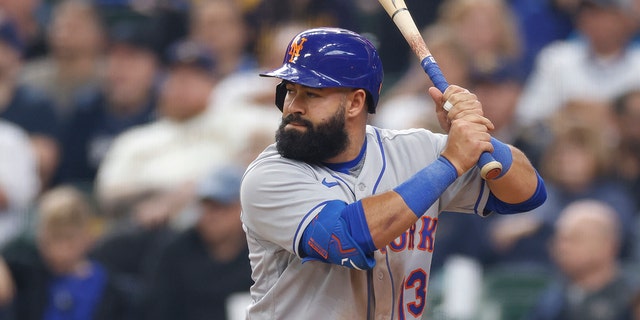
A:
[324, 123, 367, 164]
[323, 138, 367, 176]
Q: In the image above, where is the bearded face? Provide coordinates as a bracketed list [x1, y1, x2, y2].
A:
[275, 103, 349, 163]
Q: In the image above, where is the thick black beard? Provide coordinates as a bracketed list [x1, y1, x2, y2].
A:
[275, 107, 349, 163]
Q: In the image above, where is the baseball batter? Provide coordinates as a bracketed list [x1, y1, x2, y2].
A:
[240, 28, 546, 320]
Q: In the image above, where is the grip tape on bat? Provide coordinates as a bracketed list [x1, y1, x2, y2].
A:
[421, 56, 449, 93]
[421, 56, 503, 180]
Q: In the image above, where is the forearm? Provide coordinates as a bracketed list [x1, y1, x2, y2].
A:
[487, 145, 539, 203]
[361, 192, 420, 249]
[364, 156, 457, 248]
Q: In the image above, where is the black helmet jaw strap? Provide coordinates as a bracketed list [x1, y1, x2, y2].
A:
[275, 80, 288, 112]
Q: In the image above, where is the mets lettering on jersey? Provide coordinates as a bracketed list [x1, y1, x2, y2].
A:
[240, 125, 490, 320]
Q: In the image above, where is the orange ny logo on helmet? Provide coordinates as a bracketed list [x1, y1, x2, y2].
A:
[288, 37, 308, 63]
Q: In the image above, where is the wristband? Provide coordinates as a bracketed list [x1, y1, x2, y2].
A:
[394, 156, 458, 217]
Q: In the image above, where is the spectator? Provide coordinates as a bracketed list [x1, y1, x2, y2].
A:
[0, 120, 38, 249]
[0, 0, 47, 59]
[143, 165, 252, 320]
[88, 136, 269, 320]
[208, 22, 305, 165]
[437, 0, 524, 79]
[612, 89, 640, 210]
[489, 111, 637, 269]
[516, 0, 640, 127]
[508, 0, 575, 78]
[129, 0, 191, 58]
[527, 199, 640, 320]
[0, 185, 125, 320]
[470, 63, 525, 143]
[189, 0, 256, 79]
[89, 223, 173, 320]
[54, 20, 160, 189]
[95, 40, 233, 227]
[514, 93, 618, 169]
[247, 0, 359, 36]
[0, 14, 59, 191]
[20, 0, 105, 121]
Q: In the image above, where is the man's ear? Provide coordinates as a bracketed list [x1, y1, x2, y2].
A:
[347, 89, 367, 117]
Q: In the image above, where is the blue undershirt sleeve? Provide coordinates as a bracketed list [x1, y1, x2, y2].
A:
[486, 171, 547, 214]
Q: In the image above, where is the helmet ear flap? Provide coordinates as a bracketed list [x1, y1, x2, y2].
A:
[275, 81, 287, 111]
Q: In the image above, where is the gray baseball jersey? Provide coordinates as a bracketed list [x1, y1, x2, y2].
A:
[240, 125, 490, 320]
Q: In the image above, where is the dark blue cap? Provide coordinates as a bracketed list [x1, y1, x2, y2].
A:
[197, 165, 244, 204]
[0, 15, 23, 55]
[108, 20, 157, 53]
[471, 61, 525, 85]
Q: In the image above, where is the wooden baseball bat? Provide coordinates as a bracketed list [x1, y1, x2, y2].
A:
[378, 0, 502, 180]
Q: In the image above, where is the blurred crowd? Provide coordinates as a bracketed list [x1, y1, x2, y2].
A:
[0, 0, 639, 319]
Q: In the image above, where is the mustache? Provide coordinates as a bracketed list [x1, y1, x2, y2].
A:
[282, 114, 313, 128]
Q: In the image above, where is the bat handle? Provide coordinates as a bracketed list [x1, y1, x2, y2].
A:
[420, 56, 503, 180]
[421, 56, 449, 93]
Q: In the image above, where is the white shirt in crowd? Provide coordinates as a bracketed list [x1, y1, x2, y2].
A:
[516, 38, 640, 126]
[0, 120, 39, 248]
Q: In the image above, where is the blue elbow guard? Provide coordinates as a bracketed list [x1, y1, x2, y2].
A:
[300, 200, 376, 270]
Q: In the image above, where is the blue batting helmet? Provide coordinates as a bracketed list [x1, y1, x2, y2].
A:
[260, 27, 384, 114]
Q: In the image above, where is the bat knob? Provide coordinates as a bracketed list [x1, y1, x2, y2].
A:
[480, 161, 503, 180]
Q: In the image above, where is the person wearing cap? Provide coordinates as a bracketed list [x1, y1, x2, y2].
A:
[0, 185, 127, 320]
[189, 0, 257, 79]
[95, 39, 237, 226]
[142, 164, 252, 320]
[54, 20, 160, 188]
[516, 0, 640, 127]
[19, 0, 105, 121]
